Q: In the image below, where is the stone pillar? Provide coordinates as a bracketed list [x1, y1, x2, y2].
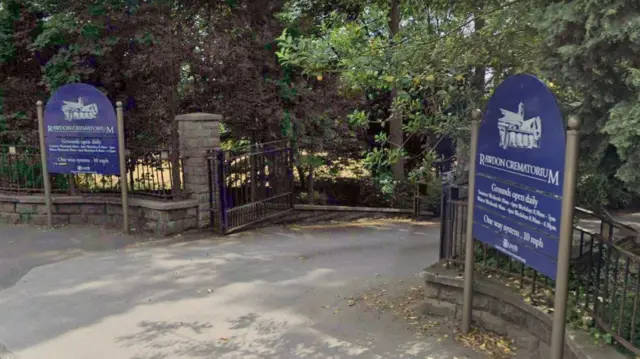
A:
[177, 113, 221, 228]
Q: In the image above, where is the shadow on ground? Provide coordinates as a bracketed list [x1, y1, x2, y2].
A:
[0, 220, 480, 358]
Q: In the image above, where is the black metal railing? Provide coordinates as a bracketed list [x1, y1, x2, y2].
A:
[0, 145, 183, 200]
[441, 190, 640, 355]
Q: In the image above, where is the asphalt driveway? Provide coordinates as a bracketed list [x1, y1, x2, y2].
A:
[0, 220, 481, 359]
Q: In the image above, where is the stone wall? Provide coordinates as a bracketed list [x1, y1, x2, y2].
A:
[421, 264, 626, 359]
[0, 112, 223, 236]
[0, 195, 199, 236]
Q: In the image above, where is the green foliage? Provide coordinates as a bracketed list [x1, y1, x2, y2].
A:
[408, 151, 437, 183]
[276, 0, 640, 209]
[278, 0, 542, 187]
[220, 138, 251, 152]
[2, 0, 640, 210]
[347, 110, 367, 127]
[362, 147, 396, 196]
[298, 153, 324, 169]
[0, 147, 68, 191]
[538, 0, 640, 199]
[419, 175, 443, 213]
[577, 172, 631, 210]
[0, 0, 21, 64]
[0, 153, 42, 189]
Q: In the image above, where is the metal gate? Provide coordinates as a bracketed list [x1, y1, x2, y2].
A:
[208, 141, 294, 234]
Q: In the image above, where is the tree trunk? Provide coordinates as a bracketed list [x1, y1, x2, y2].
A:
[308, 167, 315, 205]
[296, 165, 306, 189]
[456, 11, 486, 184]
[128, 158, 135, 191]
[169, 78, 182, 198]
[67, 174, 77, 195]
[388, 0, 404, 180]
[472, 15, 486, 96]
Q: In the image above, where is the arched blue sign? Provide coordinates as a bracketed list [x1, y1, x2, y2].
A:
[472, 74, 565, 280]
[44, 83, 120, 175]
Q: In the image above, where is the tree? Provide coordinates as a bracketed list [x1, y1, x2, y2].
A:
[538, 0, 640, 206]
[1, 0, 299, 147]
[277, 0, 542, 194]
[387, 0, 403, 180]
[5, 0, 636, 210]
[0, 0, 360, 198]
[0, 0, 46, 145]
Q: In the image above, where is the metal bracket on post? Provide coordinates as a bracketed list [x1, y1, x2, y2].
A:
[550, 116, 581, 359]
[462, 109, 483, 334]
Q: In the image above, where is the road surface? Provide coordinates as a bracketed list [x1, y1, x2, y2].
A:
[0, 220, 481, 359]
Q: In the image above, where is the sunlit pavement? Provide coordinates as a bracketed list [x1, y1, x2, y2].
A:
[0, 220, 482, 359]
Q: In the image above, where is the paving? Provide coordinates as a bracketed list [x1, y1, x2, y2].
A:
[0, 220, 482, 359]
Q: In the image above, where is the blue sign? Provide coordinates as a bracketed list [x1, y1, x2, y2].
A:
[44, 84, 120, 175]
[476, 74, 565, 196]
[472, 74, 565, 280]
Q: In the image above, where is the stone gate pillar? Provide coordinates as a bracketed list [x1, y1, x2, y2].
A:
[177, 113, 221, 228]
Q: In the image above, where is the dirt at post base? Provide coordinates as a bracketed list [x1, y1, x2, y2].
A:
[351, 275, 520, 359]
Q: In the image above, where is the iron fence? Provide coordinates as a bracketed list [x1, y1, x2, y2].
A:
[0, 145, 183, 200]
[441, 188, 640, 355]
[208, 140, 294, 233]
